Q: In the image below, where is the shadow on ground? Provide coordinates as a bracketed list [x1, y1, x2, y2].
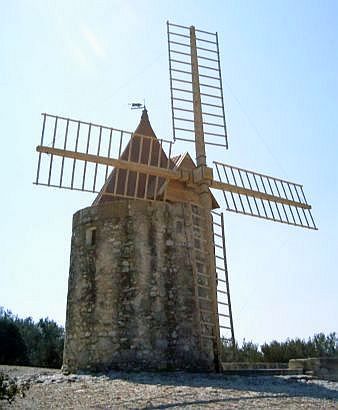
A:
[102, 371, 338, 405]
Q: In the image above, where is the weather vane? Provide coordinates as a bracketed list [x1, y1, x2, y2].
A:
[129, 100, 145, 110]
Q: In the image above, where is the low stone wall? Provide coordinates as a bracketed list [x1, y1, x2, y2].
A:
[289, 357, 338, 381]
[222, 362, 288, 370]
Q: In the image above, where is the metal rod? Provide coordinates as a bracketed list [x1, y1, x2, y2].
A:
[204, 131, 226, 138]
[197, 55, 218, 63]
[201, 101, 223, 109]
[221, 164, 237, 212]
[260, 176, 275, 219]
[144, 137, 154, 199]
[104, 129, 113, 181]
[294, 186, 310, 227]
[113, 130, 124, 196]
[59, 118, 69, 187]
[220, 212, 235, 346]
[173, 107, 194, 113]
[200, 82, 221, 90]
[195, 28, 217, 36]
[244, 171, 260, 215]
[70, 121, 80, 189]
[170, 59, 191, 66]
[172, 77, 192, 85]
[168, 31, 190, 39]
[202, 120, 225, 127]
[47, 116, 58, 185]
[200, 92, 222, 99]
[172, 96, 193, 103]
[167, 21, 176, 144]
[287, 182, 303, 225]
[93, 126, 102, 192]
[199, 72, 220, 80]
[171, 49, 191, 57]
[196, 45, 217, 53]
[172, 87, 193, 94]
[171, 68, 192, 76]
[153, 140, 162, 200]
[175, 127, 194, 133]
[167, 21, 190, 30]
[173, 117, 194, 123]
[238, 170, 253, 213]
[35, 114, 46, 184]
[196, 37, 217, 45]
[308, 209, 317, 229]
[266, 176, 281, 224]
[273, 179, 289, 223]
[169, 40, 190, 48]
[253, 174, 268, 218]
[167, 141, 172, 169]
[202, 111, 223, 118]
[215, 31, 228, 148]
[281, 181, 296, 224]
[81, 123, 92, 190]
[198, 64, 219, 71]
[230, 167, 245, 212]
[300, 186, 309, 204]
[124, 137, 133, 197]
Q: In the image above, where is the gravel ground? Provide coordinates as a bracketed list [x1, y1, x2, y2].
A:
[1, 365, 337, 409]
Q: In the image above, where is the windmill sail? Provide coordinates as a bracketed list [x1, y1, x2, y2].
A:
[212, 161, 317, 230]
[35, 113, 175, 200]
[167, 21, 228, 149]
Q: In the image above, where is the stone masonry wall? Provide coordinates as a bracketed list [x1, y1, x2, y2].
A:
[62, 200, 216, 373]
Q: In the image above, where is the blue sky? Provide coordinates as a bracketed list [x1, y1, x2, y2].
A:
[1, 0, 337, 345]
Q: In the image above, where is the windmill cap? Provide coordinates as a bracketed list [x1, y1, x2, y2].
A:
[134, 108, 157, 139]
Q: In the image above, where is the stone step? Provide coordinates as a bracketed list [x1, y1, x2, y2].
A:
[221, 368, 304, 377]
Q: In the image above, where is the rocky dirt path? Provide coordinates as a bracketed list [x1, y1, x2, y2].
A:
[1, 365, 337, 409]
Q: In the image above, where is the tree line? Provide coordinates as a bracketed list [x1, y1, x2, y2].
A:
[0, 307, 336, 367]
[221, 332, 338, 363]
[0, 307, 64, 369]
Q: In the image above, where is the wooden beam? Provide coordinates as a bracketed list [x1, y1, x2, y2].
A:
[211, 180, 311, 210]
[190, 25, 206, 167]
[36, 146, 181, 181]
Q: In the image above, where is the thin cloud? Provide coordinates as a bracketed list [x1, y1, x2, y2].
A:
[81, 26, 106, 58]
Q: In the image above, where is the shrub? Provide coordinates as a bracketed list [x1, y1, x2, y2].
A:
[0, 372, 30, 404]
[221, 332, 337, 363]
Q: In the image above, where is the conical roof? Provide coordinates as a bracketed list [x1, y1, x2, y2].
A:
[93, 109, 170, 205]
[134, 108, 157, 139]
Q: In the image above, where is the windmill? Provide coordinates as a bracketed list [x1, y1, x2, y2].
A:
[34, 22, 316, 373]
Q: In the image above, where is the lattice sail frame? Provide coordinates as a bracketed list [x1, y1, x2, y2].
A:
[212, 161, 317, 230]
[35, 113, 174, 202]
[167, 21, 228, 149]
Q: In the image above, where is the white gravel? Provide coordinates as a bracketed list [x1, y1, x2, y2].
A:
[1, 365, 337, 409]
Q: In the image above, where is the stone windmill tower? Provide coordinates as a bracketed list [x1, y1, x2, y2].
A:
[34, 22, 316, 373]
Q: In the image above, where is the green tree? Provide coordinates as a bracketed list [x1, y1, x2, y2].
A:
[0, 318, 28, 365]
[0, 307, 65, 368]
